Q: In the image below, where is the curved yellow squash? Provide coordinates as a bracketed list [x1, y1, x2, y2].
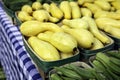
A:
[20, 20, 63, 36]
[61, 25, 94, 49]
[28, 36, 60, 61]
[37, 32, 77, 53]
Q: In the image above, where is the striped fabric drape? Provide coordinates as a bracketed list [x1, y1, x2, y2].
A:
[0, 2, 42, 80]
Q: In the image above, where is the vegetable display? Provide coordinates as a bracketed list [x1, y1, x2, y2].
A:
[15, 0, 119, 61]
[2, 0, 120, 79]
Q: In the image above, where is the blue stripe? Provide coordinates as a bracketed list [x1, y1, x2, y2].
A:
[16, 45, 22, 51]
[23, 58, 31, 65]
[33, 74, 42, 80]
[8, 30, 18, 36]
[13, 40, 19, 45]
[19, 51, 27, 58]
[1, 19, 7, 24]
[2, 21, 11, 25]
[9, 34, 16, 39]
[5, 26, 10, 32]
[27, 65, 36, 72]
[17, 61, 27, 80]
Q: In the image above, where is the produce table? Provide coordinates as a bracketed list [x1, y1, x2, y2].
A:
[1, 0, 120, 80]
[0, 1, 43, 80]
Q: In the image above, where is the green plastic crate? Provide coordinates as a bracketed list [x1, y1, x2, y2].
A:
[23, 37, 80, 73]
[88, 50, 119, 67]
[14, 12, 22, 26]
[49, 61, 92, 80]
[80, 36, 114, 60]
[106, 33, 120, 50]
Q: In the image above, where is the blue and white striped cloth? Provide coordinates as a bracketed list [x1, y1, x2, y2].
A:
[0, 2, 42, 80]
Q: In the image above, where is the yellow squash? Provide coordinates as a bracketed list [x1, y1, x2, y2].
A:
[111, 0, 120, 10]
[94, 0, 111, 11]
[59, 1, 72, 19]
[20, 20, 42, 36]
[32, 1, 42, 10]
[95, 17, 120, 29]
[39, 22, 63, 32]
[43, 3, 50, 12]
[62, 19, 89, 29]
[45, 11, 60, 23]
[90, 38, 104, 50]
[69, 1, 81, 19]
[61, 25, 94, 49]
[78, 0, 94, 5]
[94, 10, 120, 20]
[20, 21, 63, 36]
[21, 5, 32, 14]
[83, 3, 101, 14]
[50, 2, 63, 19]
[104, 26, 120, 39]
[32, 10, 49, 22]
[82, 16, 110, 44]
[60, 52, 73, 59]
[18, 11, 33, 22]
[28, 36, 60, 61]
[37, 31, 77, 53]
[81, 8, 92, 17]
